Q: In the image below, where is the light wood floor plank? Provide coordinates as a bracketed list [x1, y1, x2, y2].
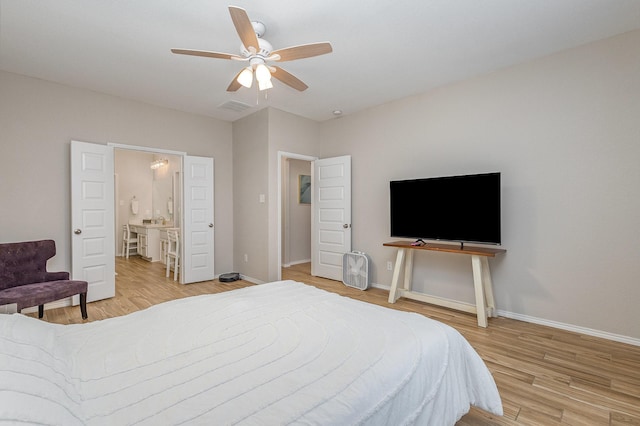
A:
[27, 258, 640, 425]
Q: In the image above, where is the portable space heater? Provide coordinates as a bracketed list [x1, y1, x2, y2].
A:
[342, 251, 371, 290]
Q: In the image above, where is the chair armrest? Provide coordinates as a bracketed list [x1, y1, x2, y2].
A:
[45, 271, 70, 281]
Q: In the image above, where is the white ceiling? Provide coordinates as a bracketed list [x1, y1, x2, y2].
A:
[2, 0, 639, 122]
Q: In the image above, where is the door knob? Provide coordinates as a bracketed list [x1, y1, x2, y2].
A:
[74, 229, 82, 235]
[209, 223, 214, 228]
[343, 224, 350, 229]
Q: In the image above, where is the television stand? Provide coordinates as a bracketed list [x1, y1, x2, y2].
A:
[383, 241, 506, 327]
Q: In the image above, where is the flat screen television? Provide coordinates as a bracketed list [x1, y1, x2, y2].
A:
[390, 172, 501, 245]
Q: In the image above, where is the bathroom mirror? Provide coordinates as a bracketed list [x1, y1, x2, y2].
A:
[151, 154, 180, 224]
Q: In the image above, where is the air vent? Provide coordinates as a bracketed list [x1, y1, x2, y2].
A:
[218, 100, 252, 113]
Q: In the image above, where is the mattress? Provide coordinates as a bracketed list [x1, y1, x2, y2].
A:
[0, 280, 502, 425]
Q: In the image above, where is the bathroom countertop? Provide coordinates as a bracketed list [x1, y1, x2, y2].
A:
[128, 223, 174, 229]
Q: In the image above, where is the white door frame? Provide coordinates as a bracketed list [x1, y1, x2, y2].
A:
[277, 151, 317, 281]
[109, 143, 187, 156]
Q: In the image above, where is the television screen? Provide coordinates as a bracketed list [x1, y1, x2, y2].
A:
[390, 172, 501, 245]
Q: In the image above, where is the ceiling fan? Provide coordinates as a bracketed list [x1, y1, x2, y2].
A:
[171, 6, 332, 92]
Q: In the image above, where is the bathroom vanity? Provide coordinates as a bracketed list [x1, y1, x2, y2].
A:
[128, 224, 173, 262]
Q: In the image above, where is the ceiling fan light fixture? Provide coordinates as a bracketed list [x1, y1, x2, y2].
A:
[237, 67, 253, 88]
[255, 63, 271, 83]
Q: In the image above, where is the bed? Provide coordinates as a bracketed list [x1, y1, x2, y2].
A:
[0, 280, 502, 425]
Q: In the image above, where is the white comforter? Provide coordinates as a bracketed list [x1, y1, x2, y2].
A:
[0, 280, 502, 425]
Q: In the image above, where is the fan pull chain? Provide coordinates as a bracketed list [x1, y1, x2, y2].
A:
[254, 85, 269, 105]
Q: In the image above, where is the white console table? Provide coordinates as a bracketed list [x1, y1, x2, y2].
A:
[384, 241, 506, 327]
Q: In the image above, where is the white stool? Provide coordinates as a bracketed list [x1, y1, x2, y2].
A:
[122, 224, 138, 259]
[165, 229, 180, 281]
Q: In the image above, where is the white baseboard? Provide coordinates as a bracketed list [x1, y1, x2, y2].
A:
[496, 310, 640, 347]
[371, 283, 640, 347]
[371, 282, 390, 291]
[20, 298, 72, 315]
[282, 259, 311, 268]
[239, 275, 265, 285]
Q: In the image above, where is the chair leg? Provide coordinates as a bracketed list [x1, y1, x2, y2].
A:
[173, 257, 179, 281]
[166, 257, 171, 278]
[38, 304, 44, 318]
[80, 292, 88, 319]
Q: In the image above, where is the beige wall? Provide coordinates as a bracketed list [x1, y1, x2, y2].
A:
[267, 109, 321, 281]
[318, 30, 640, 340]
[0, 71, 234, 274]
[233, 108, 320, 282]
[232, 109, 270, 281]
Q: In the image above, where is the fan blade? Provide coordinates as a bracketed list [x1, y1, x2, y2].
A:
[228, 6, 259, 52]
[171, 48, 243, 61]
[270, 42, 332, 62]
[271, 67, 308, 91]
[226, 70, 243, 92]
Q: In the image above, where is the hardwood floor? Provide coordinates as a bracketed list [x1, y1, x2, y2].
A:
[32, 257, 640, 425]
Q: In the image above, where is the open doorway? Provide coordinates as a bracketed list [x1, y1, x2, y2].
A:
[282, 158, 312, 267]
[278, 153, 352, 282]
[114, 148, 182, 276]
[72, 140, 214, 305]
[278, 152, 316, 280]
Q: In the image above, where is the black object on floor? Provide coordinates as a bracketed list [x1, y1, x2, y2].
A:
[219, 272, 240, 282]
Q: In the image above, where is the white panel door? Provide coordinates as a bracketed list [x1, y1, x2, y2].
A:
[71, 140, 115, 302]
[183, 156, 215, 283]
[311, 155, 351, 281]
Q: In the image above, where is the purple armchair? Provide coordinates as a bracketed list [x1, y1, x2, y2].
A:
[0, 240, 88, 319]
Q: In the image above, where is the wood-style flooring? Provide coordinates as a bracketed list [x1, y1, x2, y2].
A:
[31, 257, 640, 425]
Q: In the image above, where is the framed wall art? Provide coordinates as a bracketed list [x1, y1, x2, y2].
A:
[299, 174, 311, 204]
